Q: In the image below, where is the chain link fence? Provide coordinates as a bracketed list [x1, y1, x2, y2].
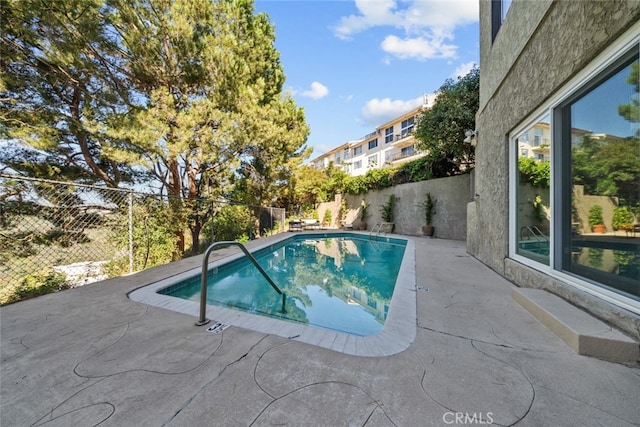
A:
[0, 174, 285, 305]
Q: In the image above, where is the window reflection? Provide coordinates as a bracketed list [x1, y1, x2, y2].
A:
[567, 56, 640, 300]
[515, 115, 551, 265]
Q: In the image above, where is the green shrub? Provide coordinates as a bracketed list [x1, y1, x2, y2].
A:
[1, 271, 69, 305]
[342, 175, 368, 195]
[212, 205, 253, 241]
[421, 193, 436, 225]
[612, 206, 634, 230]
[518, 157, 550, 188]
[380, 194, 397, 222]
[532, 195, 546, 224]
[322, 209, 332, 225]
[396, 157, 433, 183]
[364, 168, 394, 190]
[105, 200, 176, 276]
[588, 205, 604, 227]
[341, 168, 395, 195]
[359, 200, 369, 222]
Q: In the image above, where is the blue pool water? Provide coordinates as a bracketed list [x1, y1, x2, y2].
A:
[159, 233, 407, 336]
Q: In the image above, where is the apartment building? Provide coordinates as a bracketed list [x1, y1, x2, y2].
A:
[311, 100, 432, 176]
[471, 0, 640, 338]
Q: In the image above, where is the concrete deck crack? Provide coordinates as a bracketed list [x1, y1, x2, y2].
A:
[419, 369, 457, 413]
[87, 323, 130, 360]
[30, 378, 109, 427]
[33, 402, 115, 427]
[72, 328, 223, 379]
[247, 381, 396, 427]
[252, 340, 291, 399]
[469, 340, 535, 427]
[1, 336, 31, 362]
[162, 334, 269, 426]
[417, 324, 564, 353]
[534, 383, 639, 426]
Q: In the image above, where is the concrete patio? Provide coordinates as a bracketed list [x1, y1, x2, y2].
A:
[2, 235, 639, 426]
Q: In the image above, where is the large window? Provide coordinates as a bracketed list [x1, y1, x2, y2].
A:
[401, 117, 415, 137]
[511, 41, 640, 306]
[384, 127, 394, 144]
[368, 139, 378, 150]
[401, 145, 416, 158]
[353, 146, 362, 156]
[514, 115, 551, 266]
[558, 49, 639, 301]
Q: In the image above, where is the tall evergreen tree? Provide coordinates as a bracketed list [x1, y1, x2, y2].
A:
[0, 0, 134, 186]
[232, 95, 310, 232]
[106, 0, 308, 255]
[2, 0, 309, 258]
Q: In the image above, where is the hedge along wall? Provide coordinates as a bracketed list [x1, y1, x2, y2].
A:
[317, 174, 471, 241]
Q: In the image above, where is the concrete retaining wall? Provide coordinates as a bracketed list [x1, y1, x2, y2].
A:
[317, 174, 471, 241]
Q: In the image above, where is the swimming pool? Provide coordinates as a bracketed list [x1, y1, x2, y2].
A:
[129, 231, 416, 356]
[159, 234, 406, 336]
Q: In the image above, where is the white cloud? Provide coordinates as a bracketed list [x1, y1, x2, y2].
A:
[300, 81, 329, 99]
[333, 0, 478, 61]
[361, 96, 425, 126]
[381, 34, 456, 60]
[451, 61, 477, 79]
[333, 0, 401, 39]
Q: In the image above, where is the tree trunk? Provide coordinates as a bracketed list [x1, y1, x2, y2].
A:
[190, 221, 202, 254]
[167, 157, 185, 259]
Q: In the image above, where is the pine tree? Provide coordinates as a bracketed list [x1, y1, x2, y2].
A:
[0, 0, 134, 186]
[1, 0, 309, 257]
[106, 0, 308, 254]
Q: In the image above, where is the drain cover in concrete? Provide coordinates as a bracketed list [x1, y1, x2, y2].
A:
[207, 323, 230, 334]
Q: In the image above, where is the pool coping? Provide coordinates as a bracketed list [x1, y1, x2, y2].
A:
[129, 231, 416, 357]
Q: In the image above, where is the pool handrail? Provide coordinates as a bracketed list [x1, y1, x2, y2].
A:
[370, 223, 383, 240]
[520, 225, 548, 243]
[196, 241, 286, 326]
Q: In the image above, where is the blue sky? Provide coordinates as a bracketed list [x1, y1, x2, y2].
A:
[253, 0, 480, 158]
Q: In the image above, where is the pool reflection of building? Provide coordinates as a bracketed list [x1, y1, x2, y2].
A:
[309, 237, 360, 268]
[308, 238, 390, 323]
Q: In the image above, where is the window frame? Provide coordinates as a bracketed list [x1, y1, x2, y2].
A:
[384, 127, 394, 144]
[401, 145, 415, 157]
[508, 24, 640, 314]
[401, 117, 415, 137]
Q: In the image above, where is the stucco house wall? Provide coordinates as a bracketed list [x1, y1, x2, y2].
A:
[471, 0, 640, 339]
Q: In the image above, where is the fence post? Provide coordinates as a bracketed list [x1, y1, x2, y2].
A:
[128, 191, 133, 274]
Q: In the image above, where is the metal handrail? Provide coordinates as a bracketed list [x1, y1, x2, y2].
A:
[369, 222, 388, 240]
[520, 225, 549, 243]
[196, 241, 286, 326]
[369, 223, 382, 240]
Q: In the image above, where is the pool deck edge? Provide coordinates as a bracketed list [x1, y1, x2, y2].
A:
[129, 231, 417, 357]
